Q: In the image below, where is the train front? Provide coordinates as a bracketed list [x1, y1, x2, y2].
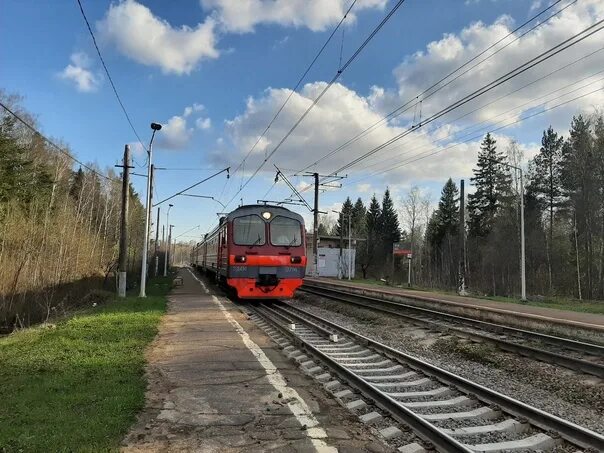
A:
[226, 205, 307, 299]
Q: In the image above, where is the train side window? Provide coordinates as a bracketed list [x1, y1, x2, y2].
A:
[270, 216, 302, 246]
[233, 215, 266, 246]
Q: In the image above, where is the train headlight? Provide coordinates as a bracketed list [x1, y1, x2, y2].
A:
[290, 256, 302, 264]
[235, 255, 247, 263]
[261, 211, 272, 220]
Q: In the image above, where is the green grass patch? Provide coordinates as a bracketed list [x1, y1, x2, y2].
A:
[0, 277, 171, 452]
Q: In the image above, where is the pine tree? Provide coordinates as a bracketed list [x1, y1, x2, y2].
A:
[351, 197, 366, 236]
[436, 178, 459, 241]
[467, 133, 512, 237]
[379, 188, 401, 258]
[528, 126, 564, 291]
[69, 167, 85, 201]
[357, 195, 382, 278]
[335, 197, 354, 237]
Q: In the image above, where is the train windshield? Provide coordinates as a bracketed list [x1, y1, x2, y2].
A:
[270, 216, 302, 246]
[233, 215, 266, 246]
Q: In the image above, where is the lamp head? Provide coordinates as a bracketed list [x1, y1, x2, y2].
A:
[151, 122, 162, 131]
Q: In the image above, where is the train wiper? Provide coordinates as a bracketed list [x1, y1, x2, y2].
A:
[288, 236, 298, 246]
[248, 235, 262, 248]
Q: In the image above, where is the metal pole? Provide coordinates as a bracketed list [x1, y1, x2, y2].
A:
[348, 212, 352, 281]
[118, 145, 130, 298]
[164, 206, 171, 277]
[408, 256, 412, 287]
[339, 213, 343, 279]
[458, 179, 467, 296]
[313, 172, 319, 277]
[168, 225, 173, 269]
[139, 133, 155, 297]
[154, 206, 160, 276]
[520, 170, 526, 301]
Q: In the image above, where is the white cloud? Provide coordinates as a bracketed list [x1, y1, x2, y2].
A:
[157, 104, 212, 149]
[159, 115, 193, 149]
[200, 0, 387, 33]
[58, 52, 102, 92]
[392, 1, 604, 126]
[184, 103, 204, 117]
[196, 117, 212, 130]
[97, 0, 219, 75]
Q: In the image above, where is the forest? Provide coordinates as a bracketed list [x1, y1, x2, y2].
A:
[324, 112, 604, 301]
[0, 92, 146, 331]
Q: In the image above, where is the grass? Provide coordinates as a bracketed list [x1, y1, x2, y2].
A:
[0, 277, 171, 452]
[335, 278, 604, 315]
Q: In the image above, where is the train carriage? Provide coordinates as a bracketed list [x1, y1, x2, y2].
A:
[192, 204, 307, 298]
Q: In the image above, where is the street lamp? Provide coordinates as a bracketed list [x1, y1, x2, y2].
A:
[164, 203, 173, 277]
[140, 122, 162, 297]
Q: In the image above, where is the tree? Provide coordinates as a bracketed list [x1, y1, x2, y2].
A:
[467, 133, 512, 238]
[528, 126, 564, 292]
[561, 115, 599, 299]
[380, 188, 401, 261]
[351, 197, 366, 236]
[335, 197, 354, 237]
[357, 195, 382, 278]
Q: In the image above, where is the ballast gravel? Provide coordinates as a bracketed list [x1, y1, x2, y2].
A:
[293, 294, 604, 435]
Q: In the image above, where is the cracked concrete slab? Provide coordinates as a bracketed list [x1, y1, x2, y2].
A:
[121, 269, 392, 452]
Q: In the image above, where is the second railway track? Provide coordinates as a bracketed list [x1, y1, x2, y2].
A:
[300, 282, 604, 379]
[249, 301, 604, 453]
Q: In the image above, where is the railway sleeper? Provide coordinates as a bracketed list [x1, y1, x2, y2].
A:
[466, 432, 559, 452]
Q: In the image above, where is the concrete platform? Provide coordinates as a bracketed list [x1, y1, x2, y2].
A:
[122, 269, 392, 452]
[305, 277, 604, 333]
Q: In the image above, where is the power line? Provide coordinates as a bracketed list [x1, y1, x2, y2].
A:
[332, 18, 604, 174]
[76, 0, 147, 166]
[224, 0, 408, 210]
[351, 84, 604, 183]
[298, 0, 574, 172]
[348, 47, 604, 177]
[223, 0, 360, 198]
[0, 101, 118, 182]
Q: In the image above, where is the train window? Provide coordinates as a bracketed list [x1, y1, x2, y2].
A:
[270, 216, 302, 246]
[233, 215, 266, 246]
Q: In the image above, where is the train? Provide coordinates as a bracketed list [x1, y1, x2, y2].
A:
[191, 204, 307, 298]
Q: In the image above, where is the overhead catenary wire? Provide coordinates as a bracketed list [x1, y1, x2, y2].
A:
[222, 0, 360, 200]
[346, 47, 604, 177]
[76, 0, 148, 167]
[223, 0, 408, 210]
[0, 101, 118, 182]
[348, 84, 604, 184]
[153, 167, 230, 207]
[298, 0, 574, 172]
[331, 18, 604, 175]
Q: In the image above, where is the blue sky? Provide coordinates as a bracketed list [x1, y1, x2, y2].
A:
[2, 0, 603, 239]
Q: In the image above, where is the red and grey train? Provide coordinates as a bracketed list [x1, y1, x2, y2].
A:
[191, 204, 307, 298]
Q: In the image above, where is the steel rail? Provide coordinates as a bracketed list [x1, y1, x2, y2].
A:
[253, 304, 473, 453]
[301, 284, 604, 378]
[272, 301, 604, 451]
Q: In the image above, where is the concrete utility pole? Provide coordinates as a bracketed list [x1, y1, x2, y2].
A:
[164, 204, 173, 277]
[458, 179, 467, 296]
[313, 172, 319, 276]
[154, 207, 160, 276]
[116, 145, 133, 298]
[140, 122, 162, 298]
[167, 224, 174, 269]
[348, 211, 352, 281]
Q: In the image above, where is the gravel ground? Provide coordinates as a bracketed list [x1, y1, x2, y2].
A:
[292, 293, 604, 435]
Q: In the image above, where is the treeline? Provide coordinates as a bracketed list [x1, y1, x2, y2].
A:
[329, 112, 604, 300]
[0, 92, 145, 331]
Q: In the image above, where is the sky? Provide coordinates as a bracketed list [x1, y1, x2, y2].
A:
[2, 0, 603, 241]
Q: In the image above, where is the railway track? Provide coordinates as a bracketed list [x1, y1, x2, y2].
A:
[249, 301, 604, 453]
[301, 282, 604, 379]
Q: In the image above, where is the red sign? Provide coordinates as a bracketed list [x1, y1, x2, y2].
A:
[393, 242, 412, 257]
